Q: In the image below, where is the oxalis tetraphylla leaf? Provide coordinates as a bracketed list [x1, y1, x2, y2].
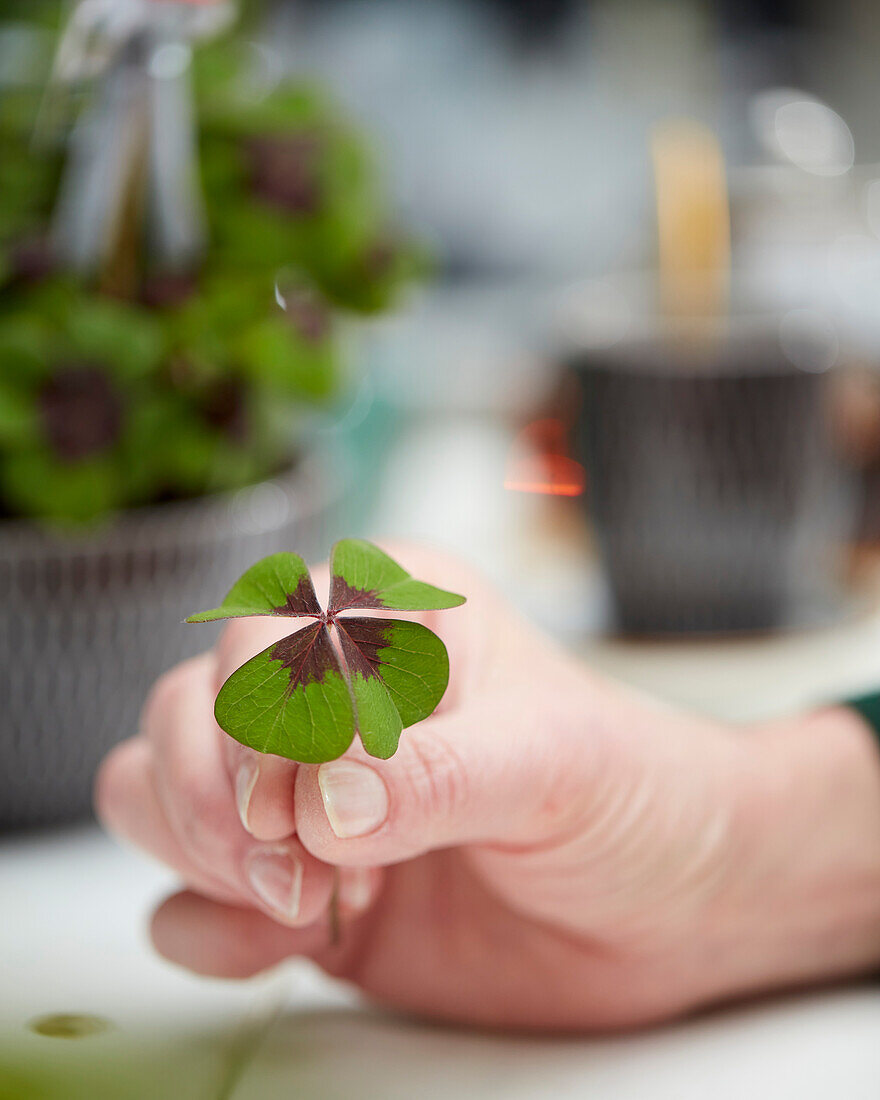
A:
[186, 539, 466, 763]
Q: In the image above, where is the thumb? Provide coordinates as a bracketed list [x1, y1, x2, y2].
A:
[292, 677, 593, 866]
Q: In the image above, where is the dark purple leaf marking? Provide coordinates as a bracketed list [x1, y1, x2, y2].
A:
[139, 270, 198, 310]
[362, 238, 396, 280]
[9, 235, 56, 286]
[39, 365, 124, 462]
[269, 621, 340, 696]
[286, 292, 331, 344]
[247, 133, 324, 215]
[328, 577, 385, 614]
[335, 616, 391, 681]
[201, 376, 250, 444]
[272, 574, 323, 618]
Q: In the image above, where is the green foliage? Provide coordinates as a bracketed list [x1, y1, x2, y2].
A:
[328, 538, 467, 611]
[0, 8, 420, 525]
[188, 541, 466, 763]
[186, 550, 320, 622]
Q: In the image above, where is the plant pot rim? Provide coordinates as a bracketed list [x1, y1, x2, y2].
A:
[0, 449, 336, 562]
[550, 274, 842, 373]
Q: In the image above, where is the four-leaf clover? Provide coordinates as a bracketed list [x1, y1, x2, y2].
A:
[187, 540, 466, 763]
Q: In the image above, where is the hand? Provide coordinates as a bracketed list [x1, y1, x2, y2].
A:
[96, 545, 880, 1031]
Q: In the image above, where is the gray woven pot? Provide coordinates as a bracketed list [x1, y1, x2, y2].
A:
[0, 455, 339, 831]
[570, 330, 854, 636]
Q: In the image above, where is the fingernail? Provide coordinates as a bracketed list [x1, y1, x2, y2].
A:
[245, 845, 303, 923]
[235, 754, 259, 834]
[338, 867, 373, 913]
[317, 760, 388, 839]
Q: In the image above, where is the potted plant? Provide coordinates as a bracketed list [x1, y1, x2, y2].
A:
[0, 1, 420, 828]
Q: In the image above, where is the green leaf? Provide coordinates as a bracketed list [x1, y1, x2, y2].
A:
[237, 315, 338, 402]
[336, 617, 449, 758]
[0, 317, 52, 381]
[64, 297, 164, 378]
[186, 551, 322, 622]
[329, 538, 466, 613]
[0, 382, 38, 446]
[0, 449, 121, 525]
[213, 614, 450, 763]
[189, 541, 465, 763]
[215, 622, 356, 763]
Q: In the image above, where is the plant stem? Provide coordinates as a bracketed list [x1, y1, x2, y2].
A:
[328, 866, 341, 947]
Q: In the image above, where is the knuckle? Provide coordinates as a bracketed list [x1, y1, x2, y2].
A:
[403, 732, 470, 826]
[162, 746, 232, 856]
[92, 742, 127, 823]
[141, 660, 196, 733]
[140, 683, 234, 857]
[165, 787, 235, 882]
[93, 738, 147, 830]
[184, 805, 235, 864]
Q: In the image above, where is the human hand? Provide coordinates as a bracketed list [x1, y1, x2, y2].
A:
[96, 546, 880, 1030]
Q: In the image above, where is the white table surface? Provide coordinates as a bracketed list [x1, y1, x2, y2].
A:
[2, 825, 880, 1099]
